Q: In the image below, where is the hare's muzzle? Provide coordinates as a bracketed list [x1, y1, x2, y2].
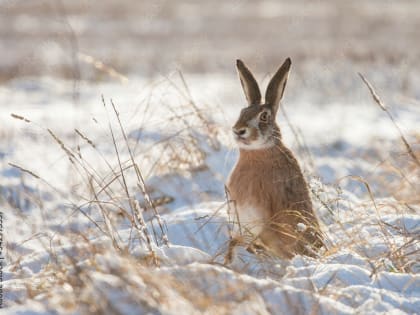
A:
[232, 127, 252, 146]
[232, 127, 248, 138]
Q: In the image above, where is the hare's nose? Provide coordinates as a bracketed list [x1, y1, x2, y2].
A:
[233, 127, 247, 136]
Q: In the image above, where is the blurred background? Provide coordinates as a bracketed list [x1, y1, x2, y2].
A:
[2, 0, 420, 196]
[1, 0, 420, 84]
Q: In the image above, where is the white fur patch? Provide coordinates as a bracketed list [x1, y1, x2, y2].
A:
[247, 115, 260, 128]
[237, 138, 274, 150]
[229, 204, 265, 236]
[235, 116, 274, 150]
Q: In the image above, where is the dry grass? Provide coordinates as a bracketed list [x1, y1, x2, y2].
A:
[5, 73, 229, 308]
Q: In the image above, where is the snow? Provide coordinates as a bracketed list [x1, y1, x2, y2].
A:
[1, 73, 419, 314]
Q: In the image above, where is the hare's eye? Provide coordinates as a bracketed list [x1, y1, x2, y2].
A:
[260, 112, 268, 122]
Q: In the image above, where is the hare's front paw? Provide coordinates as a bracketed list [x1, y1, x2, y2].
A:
[246, 239, 268, 255]
[223, 236, 243, 265]
[223, 236, 269, 264]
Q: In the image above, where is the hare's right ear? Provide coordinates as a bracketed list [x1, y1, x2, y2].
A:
[236, 59, 261, 106]
[265, 57, 291, 114]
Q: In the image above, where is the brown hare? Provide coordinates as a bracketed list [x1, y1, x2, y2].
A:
[226, 58, 323, 259]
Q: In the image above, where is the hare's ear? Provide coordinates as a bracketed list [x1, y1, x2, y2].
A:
[236, 59, 262, 106]
[265, 58, 291, 114]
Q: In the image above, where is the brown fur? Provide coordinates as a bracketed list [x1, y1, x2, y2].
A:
[227, 58, 323, 258]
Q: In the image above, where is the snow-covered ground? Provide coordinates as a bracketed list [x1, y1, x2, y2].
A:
[1, 71, 419, 314]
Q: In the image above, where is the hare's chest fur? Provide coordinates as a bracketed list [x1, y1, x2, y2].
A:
[226, 158, 276, 236]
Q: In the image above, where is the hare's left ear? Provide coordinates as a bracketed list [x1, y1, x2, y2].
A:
[265, 58, 291, 114]
[236, 59, 262, 106]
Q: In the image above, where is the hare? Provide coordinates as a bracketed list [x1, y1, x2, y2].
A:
[226, 58, 323, 259]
